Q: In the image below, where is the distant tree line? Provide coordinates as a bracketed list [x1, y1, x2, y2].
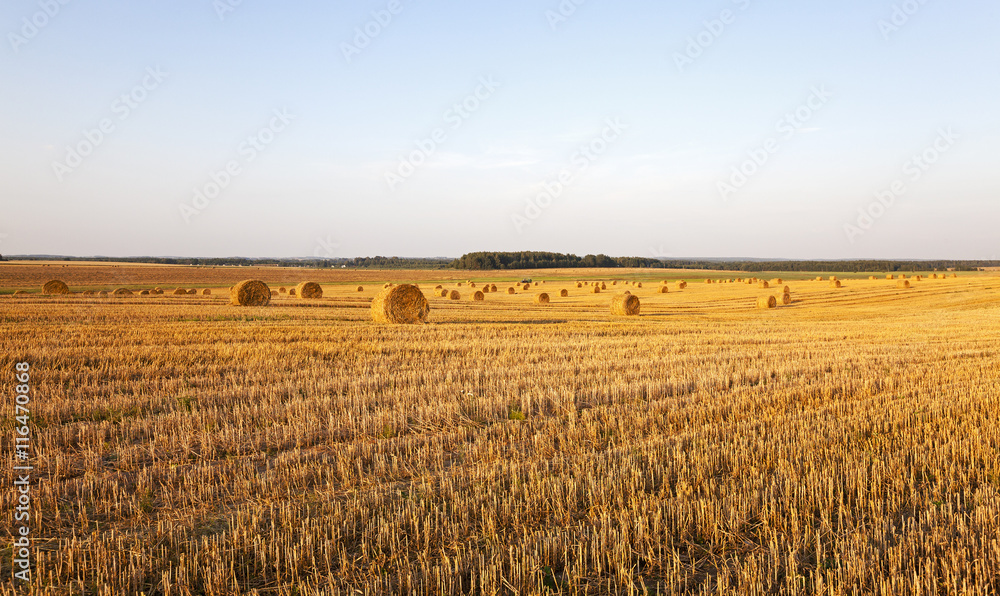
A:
[450, 252, 995, 272]
[7, 253, 996, 272]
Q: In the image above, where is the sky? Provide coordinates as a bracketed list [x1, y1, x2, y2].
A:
[1, 0, 998, 260]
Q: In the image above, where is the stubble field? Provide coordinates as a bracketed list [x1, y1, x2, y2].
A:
[2, 263, 999, 595]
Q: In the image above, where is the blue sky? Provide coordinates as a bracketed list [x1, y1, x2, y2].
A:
[1, 0, 997, 259]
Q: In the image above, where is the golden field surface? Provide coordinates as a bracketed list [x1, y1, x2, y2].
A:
[2, 263, 1000, 595]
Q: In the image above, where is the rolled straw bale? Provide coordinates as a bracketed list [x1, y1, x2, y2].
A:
[593, 285, 601, 294]
[140, 290, 150, 296]
[231, 280, 271, 306]
[449, 290, 460, 300]
[439, 289, 448, 297]
[173, 288, 187, 295]
[289, 288, 296, 296]
[42, 280, 69, 294]
[113, 288, 133, 296]
[203, 289, 211, 295]
[507, 287, 516, 294]
[296, 282, 323, 299]
[357, 286, 364, 292]
[279, 287, 287, 293]
[758, 281, 770, 289]
[757, 295, 777, 309]
[830, 280, 842, 288]
[535, 293, 550, 304]
[187, 289, 197, 295]
[611, 293, 640, 316]
[471, 290, 485, 301]
[559, 289, 568, 297]
[370, 284, 430, 324]
[897, 280, 911, 289]
[677, 281, 687, 289]
[777, 293, 792, 305]
[886, 274, 894, 280]
[659, 286, 669, 294]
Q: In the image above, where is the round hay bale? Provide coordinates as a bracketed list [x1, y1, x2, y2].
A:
[612, 281, 618, 285]
[449, 290, 460, 300]
[469, 282, 477, 288]
[535, 293, 550, 304]
[914, 275, 922, 281]
[154, 287, 162, 293]
[676, 281, 687, 289]
[434, 285, 443, 290]
[899, 274, 907, 279]
[576, 282, 583, 288]
[370, 284, 430, 324]
[772, 278, 783, 284]
[187, 289, 197, 295]
[42, 280, 69, 294]
[777, 285, 790, 294]
[270, 290, 278, 297]
[636, 282, 642, 288]
[559, 289, 569, 297]
[296, 282, 323, 299]
[490, 284, 497, 292]
[140, 290, 150, 296]
[931, 273, 939, 279]
[869, 275, 877, 280]
[758, 281, 770, 289]
[356, 286, 364, 292]
[600, 282, 606, 290]
[777, 293, 792, 305]
[757, 295, 777, 309]
[456, 282, 463, 287]
[705, 279, 713, 284]
[507, 287, 516, 295]
[952, 273, 958, 278]
[279, 287, 287, 293]
[471, 290, 485, 301]
[171, 288, 186, 295]
[231, 280, 271, 306]
[533, 282, 539, 287]
[886, 274, 894, 280]
[289, 288, 296, 296]
[830, 280, 842, 288]
[113, 288, 133, 296]
[829, 276, 837, 281]
[439, 289, 448, 297]
[593, 286, 601, 294]
[659, 286, 669, 294]
[81, 290, 95, 296]
[98, 290, 108, 297]
[202, 289, 211, 295]
[611, 293, 640, 316]
[522, 284, 531, 291]
[897, 280, 911, 289]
